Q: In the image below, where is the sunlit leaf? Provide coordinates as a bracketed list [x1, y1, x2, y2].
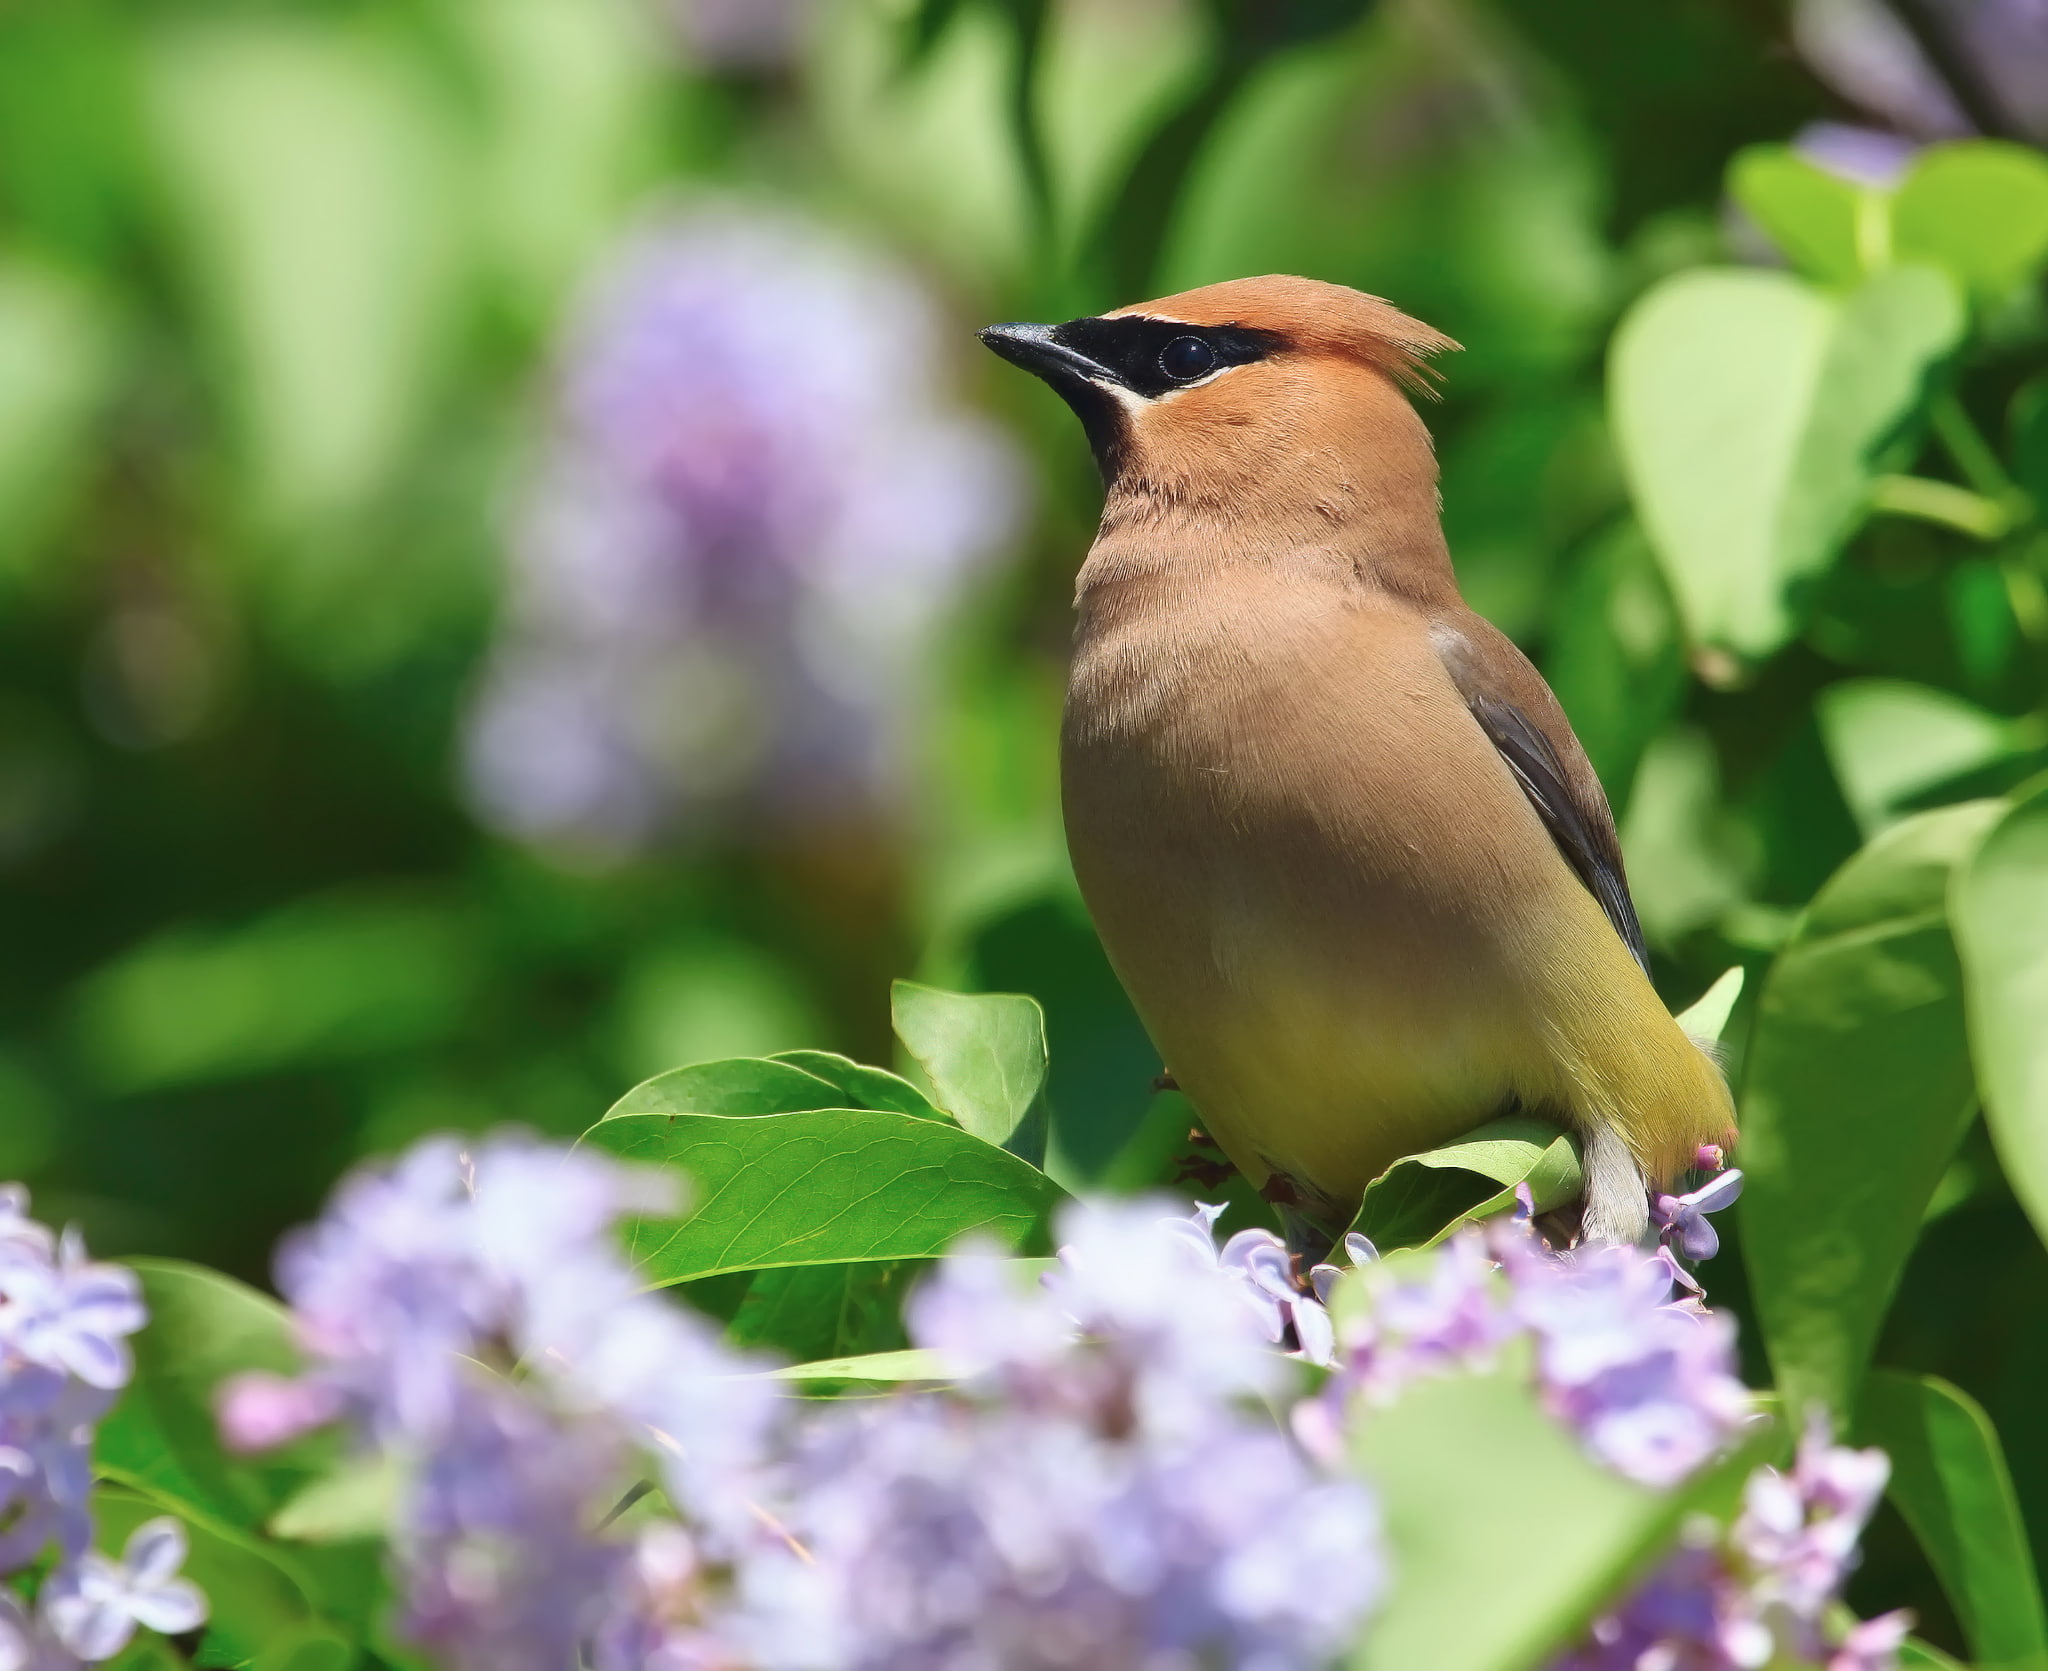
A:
[1350, 1367, 1767, 1671]
[143, 15, 468, 528]
[770, 1348, 962, 1385]
[0, 256, 118, 577]
[890, 980, 1048, 1162]
[1729, 144, 1869, 286]
[1818, 679, 2017, 838]
[1894, 141, 2048, 295]
[71, 892, 478, 1093]
[1858, 1370, 2048, 1669]
[1349, 1116, 1582, 1252]
[1739, 802, 1998, 1413]
[583, 1108, 1066, 1284]
[269, 1458, 396, 1546]
[1611, 264, 1962, 660]
[1675, 966, 1745, 1043]
[770, 1050, 948, 1120]
[1953, 775, 2048, 1250]
[604, 1057, 847, 1119]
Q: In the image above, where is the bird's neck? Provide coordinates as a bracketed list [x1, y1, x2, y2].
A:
[1076, 365, 1464, 616]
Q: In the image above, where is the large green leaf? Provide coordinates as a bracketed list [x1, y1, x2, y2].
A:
[1818, 680, 2019, 839]
[603, 1056, 848, 1119]
[723, 1259, 927, 1362]
[1611, 264, 1962, 661]
[1349, 1116, 1582, 1253]
[1351, 1366, 1767, 1671]
[583, 1108, 1066, 1284]
[890, 980, 1048, 1162]
[1729, 144, 1869, 286]
[98, 1261, 308, 1534]
[1893, 142, 2048, 295]
[96, 1485, 324, 1671]
[97, 1262, 385, 1636]
[1739, 802, 1998, 1415]
[1858, 1370, 2048, 1669]
[1954, 777, 2048, 1250]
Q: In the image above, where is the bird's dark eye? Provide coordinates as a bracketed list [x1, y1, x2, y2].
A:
[1159, 336, 1217, 382]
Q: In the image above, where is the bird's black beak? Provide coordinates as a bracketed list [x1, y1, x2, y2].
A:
[978, 322, 1123, 391]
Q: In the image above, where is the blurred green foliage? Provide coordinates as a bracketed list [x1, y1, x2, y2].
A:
[14, 0, 2048, 1656]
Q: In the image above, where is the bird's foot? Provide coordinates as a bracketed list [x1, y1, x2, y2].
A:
[1171, 1129, 1237, 1191]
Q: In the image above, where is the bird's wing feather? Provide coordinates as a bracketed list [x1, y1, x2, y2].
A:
[1430, 616, 1651, 973]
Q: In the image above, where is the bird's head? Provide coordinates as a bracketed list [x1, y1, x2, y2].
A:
[980, 276, 1460, 532]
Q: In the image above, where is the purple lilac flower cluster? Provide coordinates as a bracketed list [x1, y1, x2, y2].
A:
[1300, 1198, 1752, 1489]
[463, 203, 1022, 857]
[213, 1133, 1904, 1671]
[0, 1187, 206, 1668]
[742, 1201, 1383, 1671]
[1559, 1422, 1908, 1671]
[217, 1138, 777, 1671]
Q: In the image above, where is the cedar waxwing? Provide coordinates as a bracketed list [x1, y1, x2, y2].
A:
[980, 276, 1732, 1246]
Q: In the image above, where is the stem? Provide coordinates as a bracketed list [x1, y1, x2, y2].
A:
[1932, 394, 2023, 505]
[1870, 474, 2016, 540]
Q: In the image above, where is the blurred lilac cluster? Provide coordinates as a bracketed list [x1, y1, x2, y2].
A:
[1302, 1197, 1751, 1489]
[1794, 0, 2048, 144]
[463, 204, 1023, 857]
[217, 1138, 776, 1671]
[1559, 1423, 1907, 1671]
[745, 1202, 1383, 1670]
[0, 1187, 206, 1668]
[211, 1134, 1905, 1671]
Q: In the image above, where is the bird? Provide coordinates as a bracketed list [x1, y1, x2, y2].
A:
[979, 275, 1732, 1247]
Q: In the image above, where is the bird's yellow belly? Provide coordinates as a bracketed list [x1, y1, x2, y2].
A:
[1116, 904, 1535, 1207]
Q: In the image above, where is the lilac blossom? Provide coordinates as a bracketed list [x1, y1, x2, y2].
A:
[1793, 0, 2048, 144]
[1554, 1421, 1907, 1671]
[1653, 1169, 1744, 1264]
[464, 203, 1023, 857]
[0, 1188, 202, 1669]
[741, 1199, 1384, 1671]
[217, 1135, 780, 1671]
[1306, 1212, 1751, 1489]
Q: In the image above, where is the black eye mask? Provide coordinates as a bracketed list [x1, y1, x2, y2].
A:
[1048, 316, 1283, 398]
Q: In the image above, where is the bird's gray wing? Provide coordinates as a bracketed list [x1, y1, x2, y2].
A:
[1429, 616, 1650, 975]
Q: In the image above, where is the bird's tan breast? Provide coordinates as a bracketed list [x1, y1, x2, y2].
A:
[1061, 568, 1588, 1197]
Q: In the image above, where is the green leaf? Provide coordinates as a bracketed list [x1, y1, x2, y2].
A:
[604, 1056, 846, 1119]
[1729, 144, 1870, 286]
[1858, 1370, 2048, 1669]
[0, 256, 119, 577]
[1739, 801, 1999, 1414]
[98, 1260, 308, 1534]
[769, 1050, 948, 1120]
[143, 15, 468, 529]
[1349, 1116, 1582, 1253]
[890, 980, 1048, 1162]
[1350, 1367, 1766, 1671]
[1611, 265, 1963, 660]
[97, 1261, 386, 1636]
[1954, 776, 2048, 1251]
[1675, 966, 1745, 1043]
[269, 1456, 396, 1545]
[1894, 141, 2048, 295]
[724, 1259, 927, 1362]
[770, 1348, 962, 1384]
[96, 1485, 321, 1671]
[1900, 1638, 1967, 1670]
[1818, 679, 2018, 839]
[582, 1108, 1067, 1284]
[71, 892, 478, 1094]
